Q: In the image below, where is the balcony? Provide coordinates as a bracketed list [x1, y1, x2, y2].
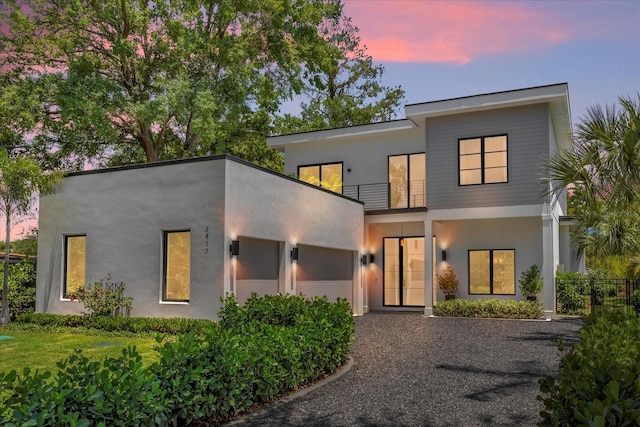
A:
[343, 180, 426, 212]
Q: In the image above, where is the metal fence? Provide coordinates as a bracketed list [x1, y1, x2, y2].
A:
[556, 276, 640, 315]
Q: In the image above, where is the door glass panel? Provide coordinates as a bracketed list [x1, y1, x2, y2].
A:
[404, 237, 425, 306]
[409, 153, 426, 208]
[389, 156, 408, 208]
[384, 238, 400, 305]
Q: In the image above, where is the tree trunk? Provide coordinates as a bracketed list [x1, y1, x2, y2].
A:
[0, 210, 11, 324]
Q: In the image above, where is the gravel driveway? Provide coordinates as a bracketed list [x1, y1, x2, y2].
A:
[230, 313, 582, 427]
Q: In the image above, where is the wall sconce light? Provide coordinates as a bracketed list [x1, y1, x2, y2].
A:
[230, 240, 240, 257]
[369, 254, 375, 264]
[441, 250, 447, 262]
[290, 247, 299, 261]
[361, 254, 368, 265]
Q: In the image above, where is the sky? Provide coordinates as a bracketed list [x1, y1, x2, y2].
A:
[341, 0, 639, 125]
[5, 0, 640, 242]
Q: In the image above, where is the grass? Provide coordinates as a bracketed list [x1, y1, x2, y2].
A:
[0, 329, 161, 375]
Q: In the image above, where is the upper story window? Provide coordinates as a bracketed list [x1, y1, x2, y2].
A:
[163, 230, 191, 302]
[389, 153, 426, 208]
[64, 235, 86, 298]
[298, 162, 342, 194]
[459, 135, 508, 185]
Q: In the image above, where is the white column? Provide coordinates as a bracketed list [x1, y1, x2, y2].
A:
[541, 206, 556, 319]
[424, 219, 434, 316]
[353, 252, 364, 316]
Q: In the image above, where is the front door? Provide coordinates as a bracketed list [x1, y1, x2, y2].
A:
[383, 237, 425, 306]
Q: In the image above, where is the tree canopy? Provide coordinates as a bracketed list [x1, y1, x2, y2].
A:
[275, 4, 405, 134]
[546, 94, 640, 257]
[0, 0, 342, 167]
[0, 150, 62, 323]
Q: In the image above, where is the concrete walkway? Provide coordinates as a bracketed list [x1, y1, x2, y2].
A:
[230, 313, 582, 427]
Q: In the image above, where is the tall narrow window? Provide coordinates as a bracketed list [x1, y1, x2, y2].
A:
[459, 135, 508, 185]
[163, 231, 191, 301]
[64, 235, 86, 297]
[298, 162, 343, 193]
[469, 249, 515, 295]
[388, 153, 425, 208]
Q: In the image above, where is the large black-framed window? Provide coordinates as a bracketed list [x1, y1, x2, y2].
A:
[298, 162, 343, 194]
[468, 249, 515, 295]
[459, 135, 508, 185]
[63, 235, 86, 298]
[388, 152, 426, 208]
[163, 230, 191, 302]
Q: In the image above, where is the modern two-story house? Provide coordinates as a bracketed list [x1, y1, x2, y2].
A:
[268, 83, 583, 319]
[36, 83, 582, 319]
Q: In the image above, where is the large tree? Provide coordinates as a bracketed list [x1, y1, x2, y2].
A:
[546, 94, 640, 257]
[0, 150, 61, 324]
[275, 3, 405, 133]
[0, 0, 340, 166]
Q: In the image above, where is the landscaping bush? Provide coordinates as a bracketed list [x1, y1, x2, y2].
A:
[435, 299, 543, 319]
[556, 271, 589, 314]
[14, 312, 216, 335]
[538, 308, 640, 426]
[0, 260, 36, 321]
[0, 293, 355, 426]
[631, 289, 640, 315]
[67, 276, 133, 317]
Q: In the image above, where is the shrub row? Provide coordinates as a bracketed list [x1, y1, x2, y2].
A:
[0, 294, 355, 426]
[15, 312, 215, 335]
[435, 298, 544, 319]
[556, 270, 619, 315]
[538, 308, 640, 425]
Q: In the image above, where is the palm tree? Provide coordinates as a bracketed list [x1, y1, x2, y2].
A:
[545, 94, 640, 257]
[0, 150, 62, 324]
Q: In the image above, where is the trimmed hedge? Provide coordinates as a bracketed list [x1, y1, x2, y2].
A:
[538, 308, 640, 426]
[435, 299, 544, 319]
[14, 312, 215, 335]
[0, 294, 354, 426]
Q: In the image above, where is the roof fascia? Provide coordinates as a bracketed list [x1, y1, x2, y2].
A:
[267, 119, 415, 149]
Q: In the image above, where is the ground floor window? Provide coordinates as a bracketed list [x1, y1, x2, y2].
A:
[163, 230, 191, 301]
[468, 249, 515, 295]
[64, 235, 86, 297]
[384, 237, 425, 306]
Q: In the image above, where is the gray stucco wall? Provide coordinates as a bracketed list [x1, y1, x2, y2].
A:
[37, 158, 226, 319]
[426, 104, 550, 209]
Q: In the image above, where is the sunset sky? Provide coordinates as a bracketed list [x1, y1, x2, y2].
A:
[6, 0, 640, 241]
[342, 0, 639, 124]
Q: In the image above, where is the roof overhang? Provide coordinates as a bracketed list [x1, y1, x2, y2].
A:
[406, 83, 572, 151]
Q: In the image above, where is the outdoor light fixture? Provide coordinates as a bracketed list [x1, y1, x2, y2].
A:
[361, 254, 368, 265]
[369, 254, 375, 264]
[442, 250, 447, 262]
[230, 240, 240, 256]
[290, 247, 299, 261]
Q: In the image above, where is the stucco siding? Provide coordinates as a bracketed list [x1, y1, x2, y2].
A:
[426, 104, 550, 209]
[37, 159, 226, 319]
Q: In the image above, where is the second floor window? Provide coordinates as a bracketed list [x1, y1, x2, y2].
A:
[389, 153, 425, 208]
[298, 162, 342, 194]
[459, 135, 508, 185]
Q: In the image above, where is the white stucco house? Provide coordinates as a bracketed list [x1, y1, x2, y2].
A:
[36, 83, 583, 320]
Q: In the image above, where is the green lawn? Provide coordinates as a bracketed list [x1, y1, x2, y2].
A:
[0, 330, 160, 375]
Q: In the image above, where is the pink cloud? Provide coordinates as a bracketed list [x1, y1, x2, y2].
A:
[343, 0, 572, 63]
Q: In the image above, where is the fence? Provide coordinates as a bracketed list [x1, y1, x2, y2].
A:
[556, 275, 640, 315]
